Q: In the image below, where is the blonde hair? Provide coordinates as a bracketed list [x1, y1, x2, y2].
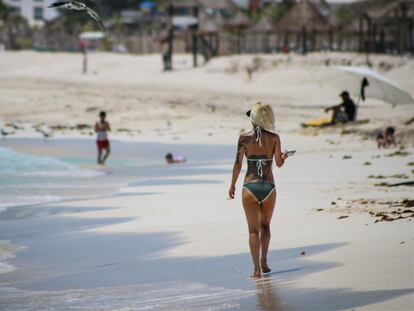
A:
[250, 102, 275, 132]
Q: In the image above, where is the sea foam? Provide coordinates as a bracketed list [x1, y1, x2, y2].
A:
[0, 240, 23, 275]
[0, 281, 255, 310]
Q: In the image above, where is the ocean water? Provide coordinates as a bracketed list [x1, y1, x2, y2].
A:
[0, 143, 148, 280]
[0, 146, 110, 209]
[0, 139, 234, 210]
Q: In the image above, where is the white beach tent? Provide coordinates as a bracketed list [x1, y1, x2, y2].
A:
[172, 16, 198, 28]
[79, 31, 106, 40]
[320, 66, 414, 106]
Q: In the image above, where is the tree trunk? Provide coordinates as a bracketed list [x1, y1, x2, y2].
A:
[312, 29, 317, 51]
[372, 23, 377, 53]
[214, 33, 220, 56]
[301, 26, 307, 54]
[379, 28, 385, 53]
[364, 15, 372, 65]
[329, 27, 333, 51]
[395, 8, 402, 54]
[166, 3, 174, 71]
[409, 18, 413, 54]
[192, 5, 199, 67]
[264, 32, 269, 53]
[283, 30, 289, 52]
[358, 15, 364, 53]
[400, 3, 408, 53]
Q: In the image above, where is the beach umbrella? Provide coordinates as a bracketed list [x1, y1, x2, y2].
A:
[320, 66, 414, 105]
[140, 1, 155, 11]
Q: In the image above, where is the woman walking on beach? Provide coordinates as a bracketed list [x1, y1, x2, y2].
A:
[229, 102, 288, 278]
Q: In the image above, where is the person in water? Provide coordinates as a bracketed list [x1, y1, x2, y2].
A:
[325, 91, 357, 124]
[94, 111, 111, 165]
[229, 102, 289, 278]
[165, 153, 186, 164]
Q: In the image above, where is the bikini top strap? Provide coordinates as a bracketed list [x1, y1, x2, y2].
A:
[255, 126, 262, 147]
[246, 158, 273, 178]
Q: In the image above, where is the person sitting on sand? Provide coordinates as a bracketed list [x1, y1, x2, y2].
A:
[376, 127, 397, 149]
[95, 111, 111, 165]
[165, 153, 186, 164]
[229, 102, 289, 278]
[325, 91, 357, 124]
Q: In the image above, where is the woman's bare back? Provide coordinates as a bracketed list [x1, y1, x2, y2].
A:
[237, 130, 279, 184]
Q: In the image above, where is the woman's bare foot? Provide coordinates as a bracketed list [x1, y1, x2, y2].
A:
[261, 261, 271, 273]
[251, 267, 261, 278]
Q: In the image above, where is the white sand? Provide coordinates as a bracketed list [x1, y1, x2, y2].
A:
[0, 51, 413, 144]
[0, 51, 413, 309]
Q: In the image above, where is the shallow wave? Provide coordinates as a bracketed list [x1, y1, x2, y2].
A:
[0, 281, 254, 310]
[0, 147, 107, 209]
[0, 240, 24, 275]
[0, 262, 16, 274]
[0, 147, 101, 178]
[0, 195, 63, 209]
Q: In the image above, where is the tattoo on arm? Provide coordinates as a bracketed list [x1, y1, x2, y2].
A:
[235, 138, 243, 165]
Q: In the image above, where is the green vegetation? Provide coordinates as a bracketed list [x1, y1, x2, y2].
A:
[262, 0, 296, 23]
[335, 4, 354, 26]
[0, 0, 11, 18]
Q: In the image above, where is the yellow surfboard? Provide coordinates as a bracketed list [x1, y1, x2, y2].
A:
[302, 117, 370, 128]
[301, 116, 332, 128]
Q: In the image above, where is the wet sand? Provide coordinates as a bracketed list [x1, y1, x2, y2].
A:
[1, 201, 412, 310]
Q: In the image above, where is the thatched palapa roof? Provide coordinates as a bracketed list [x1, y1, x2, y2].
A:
[368, 0, 414, 19]
[275, 0, 331, 32]
[172, 0, 238, 10]
[199, 19, 219, 34]
[198, 0, 238, 10]
[248, 16, 274, 33]
[226, 11, 250, 28]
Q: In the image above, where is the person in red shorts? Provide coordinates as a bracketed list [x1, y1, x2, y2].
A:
[94, 111, 111, 165]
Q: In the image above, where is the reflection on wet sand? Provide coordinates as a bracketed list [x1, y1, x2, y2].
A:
[253, 274, 414, 311]
[256, 276, 288, 311]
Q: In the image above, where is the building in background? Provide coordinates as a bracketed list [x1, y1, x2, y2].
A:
[4, 0, 59, 26]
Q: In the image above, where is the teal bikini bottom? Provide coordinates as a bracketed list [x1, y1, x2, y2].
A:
[243, 182, 275, 204]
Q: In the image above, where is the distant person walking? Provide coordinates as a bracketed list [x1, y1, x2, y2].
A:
[229, 102, 289, 278]
[325, 91, 357, 124]
[95, 111, 111, 165]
